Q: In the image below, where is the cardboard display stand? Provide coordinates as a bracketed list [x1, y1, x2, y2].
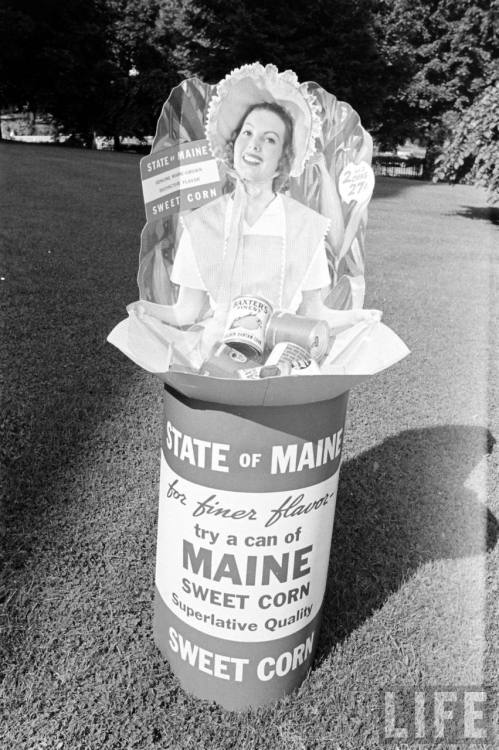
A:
[154, 386, 348, 710]
[107, 65, 410, 711]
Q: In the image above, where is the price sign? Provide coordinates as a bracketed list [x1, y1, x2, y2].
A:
[338, 161, 375, 203]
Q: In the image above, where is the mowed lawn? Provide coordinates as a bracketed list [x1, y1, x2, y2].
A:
[1, 142, 497, 750]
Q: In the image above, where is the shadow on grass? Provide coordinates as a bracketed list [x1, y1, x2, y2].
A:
[0, 341, 149, 570]
[371, 176, 431, 201]
[453, 205, 499, 225]
[0, 144, 150, 574]
[317, 424, 497, 656]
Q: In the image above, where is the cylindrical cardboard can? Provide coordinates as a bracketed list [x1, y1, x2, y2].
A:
[153, 386, 349, 710]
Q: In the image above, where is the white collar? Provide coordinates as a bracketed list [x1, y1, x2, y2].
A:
[225, 193, 284, 233]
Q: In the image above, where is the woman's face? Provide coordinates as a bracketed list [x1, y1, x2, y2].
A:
[233, 108, 286, 185]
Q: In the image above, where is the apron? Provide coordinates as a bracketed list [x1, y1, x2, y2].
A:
[189, 232, 285, 363]
[169, 193, 330, 366]
[222, 233, 285, 307]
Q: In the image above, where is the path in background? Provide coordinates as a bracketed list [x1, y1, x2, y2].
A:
[1, 144, 497, 749]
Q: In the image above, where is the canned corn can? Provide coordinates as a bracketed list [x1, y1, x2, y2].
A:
[266, 312, 329, 361]
[223, 296, 273, 358]
[265, 342, 321, 376]
[200, 343, 261, 378]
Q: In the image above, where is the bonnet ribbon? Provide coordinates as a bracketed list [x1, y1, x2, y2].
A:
[215, 174, 247, 316]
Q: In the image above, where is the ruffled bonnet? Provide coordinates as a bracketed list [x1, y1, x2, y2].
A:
[205, 62, 322, 178]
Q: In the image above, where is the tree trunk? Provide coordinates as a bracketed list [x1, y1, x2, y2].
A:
[85, 131, 98, 149]
[422, 141, 440, 180]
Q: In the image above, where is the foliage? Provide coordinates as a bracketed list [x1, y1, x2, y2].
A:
[0, 0, 497, 155]
[0, 0, 117, 144]
[0, 0, 181, 143]
[173, 0, 406, 132]
[101, 0, 181, 142]
[374, 0, 498, 149]
[434, 82, 499, 203]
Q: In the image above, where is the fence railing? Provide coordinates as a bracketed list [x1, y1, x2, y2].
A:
[372, 155, 425, 178]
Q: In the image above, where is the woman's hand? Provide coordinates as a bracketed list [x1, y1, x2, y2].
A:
[133, 287, 209, 327]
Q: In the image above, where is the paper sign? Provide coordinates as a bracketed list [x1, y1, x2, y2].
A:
[156, 457, 340, 643]
[338, 161, 375, 204]
[140, 138, 222, 221]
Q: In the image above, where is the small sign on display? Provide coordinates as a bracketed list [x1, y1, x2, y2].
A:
[140, 138, 222, 221]
[338, 160, 375, 204]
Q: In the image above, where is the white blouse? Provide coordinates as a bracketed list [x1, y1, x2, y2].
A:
[171, 194, 330, 310]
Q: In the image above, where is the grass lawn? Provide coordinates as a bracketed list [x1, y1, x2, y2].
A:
[1, 142, 497, 749]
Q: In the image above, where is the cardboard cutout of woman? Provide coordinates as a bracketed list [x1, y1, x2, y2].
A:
[133, 64, 377, 365]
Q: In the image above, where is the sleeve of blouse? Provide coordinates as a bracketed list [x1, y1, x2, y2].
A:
[301, 238, 331, 291]
[170, 227, 207, 290]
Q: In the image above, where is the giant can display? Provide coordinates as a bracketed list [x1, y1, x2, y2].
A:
[153, 385, 349, 710]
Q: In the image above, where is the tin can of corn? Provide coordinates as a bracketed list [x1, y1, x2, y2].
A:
[266, 341, 321, 375]
[200, 343, 261, 378]
[223, 295, 273, 358]
[266, 312, 329, 361]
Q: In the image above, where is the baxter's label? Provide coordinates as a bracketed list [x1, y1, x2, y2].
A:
[140, 138, 221, 221]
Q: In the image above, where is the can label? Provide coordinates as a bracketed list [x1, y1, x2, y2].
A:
[237, 366, 263, 379]
[237, 364, 285, 379]
[266, 312, 330, 361]
[223, 296, 272, 357]
[266, 342, 321, 376]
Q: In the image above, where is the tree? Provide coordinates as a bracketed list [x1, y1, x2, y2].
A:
[433, 82, 499, 203]
[0, 1, 34, 113]
[173, 0, 406, 132]
[0, 0, 183, 145]
[0, 0, 118, 145]
[101, 0, 182, 144]
[374, 0, 498, 154]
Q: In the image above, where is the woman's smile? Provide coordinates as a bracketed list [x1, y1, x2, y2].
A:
[242, 153, 263, 165]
